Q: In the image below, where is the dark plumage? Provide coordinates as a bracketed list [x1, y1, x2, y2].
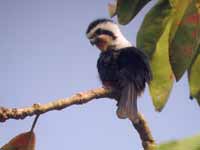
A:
[97, 47, 152, 120]
[86, 18, 152, 122]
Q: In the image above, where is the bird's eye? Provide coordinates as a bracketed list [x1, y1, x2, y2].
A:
[95, 29, 102, 35]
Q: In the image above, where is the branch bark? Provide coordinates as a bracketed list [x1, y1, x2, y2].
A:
[132, 114, 156, 150]
[0, 87, 156, 150]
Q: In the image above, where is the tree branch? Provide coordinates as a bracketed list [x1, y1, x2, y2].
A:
[132, 114, 156, 150]
[0, 87, 113, 122]
[0, 87, 156, 150]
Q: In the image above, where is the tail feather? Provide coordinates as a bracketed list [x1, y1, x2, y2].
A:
[116, 83, 139, 122]
[116, 86, 129, 119]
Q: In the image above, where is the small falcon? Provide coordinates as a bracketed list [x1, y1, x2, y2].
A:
[86, 18, 152, 122]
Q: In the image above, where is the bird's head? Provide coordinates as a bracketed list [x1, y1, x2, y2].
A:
[86, 18, 131, 52]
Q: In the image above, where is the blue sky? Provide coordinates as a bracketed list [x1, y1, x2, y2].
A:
[0, 0, 200, 149]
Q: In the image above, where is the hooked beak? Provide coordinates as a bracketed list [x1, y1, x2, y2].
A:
[89, 38, 97, 46]
[89, 34, 112, 52]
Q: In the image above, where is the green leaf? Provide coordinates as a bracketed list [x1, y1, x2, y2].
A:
[158, 134, 200, 150]
[137, 0, 175, 111]
[137, 0, 172, 58]
[149, 20, 174, 111]
[169, 0, 191, 40]
[116, 0, 151, 25]
[188, 47, 200, 105]
[1, 131, 35, 150]
[169, 0, 200, 81]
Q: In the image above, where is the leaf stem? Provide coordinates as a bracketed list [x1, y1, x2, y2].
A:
[30, 114, 40, 132]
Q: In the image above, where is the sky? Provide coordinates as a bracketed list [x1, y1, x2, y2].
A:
[0, 0, 200, 149]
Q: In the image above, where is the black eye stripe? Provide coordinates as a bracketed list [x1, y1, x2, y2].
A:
[94, 29, 116, 39]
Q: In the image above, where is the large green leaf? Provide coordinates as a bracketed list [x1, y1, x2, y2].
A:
[116, 0, 151, 25]
[149, 20, 174, 111]
[137, 0, 174, 111]
[137, 0, 172, 58]
[169, 0, 200, 81]
[158, 134, 200, 150]
[188, 47, 200, 105]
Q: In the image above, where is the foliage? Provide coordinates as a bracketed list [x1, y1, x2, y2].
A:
[109, 0, 200, 111]
[188, 47, 200, 105]
[148, 20, 174, 111]
[158, 134, 200, 150]
[1, 132, 35, 150]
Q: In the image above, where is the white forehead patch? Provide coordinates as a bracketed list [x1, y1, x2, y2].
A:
[86, 22, 121, 39]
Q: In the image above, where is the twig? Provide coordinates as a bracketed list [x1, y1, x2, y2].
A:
[0, 87, 155, 150]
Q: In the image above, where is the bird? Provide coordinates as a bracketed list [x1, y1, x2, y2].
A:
[86, 18, 152, 122]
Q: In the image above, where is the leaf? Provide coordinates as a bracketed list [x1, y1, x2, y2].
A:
[158, 134, 200, 150]
[149, 20, 174, 112]
[116, 0, 151, 25]
[169, 0, 200, 81]
[188, 47, 200, 105]
[169, 0, 191, 40]
[1, 131, 35, 150]
[137, 0, 172, 58]
[108, 2, 117, 17]
[137, 0, 174, 111]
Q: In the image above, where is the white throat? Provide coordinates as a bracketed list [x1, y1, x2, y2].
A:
[113, 34, 132, 49]
[110, 25, 132, 49]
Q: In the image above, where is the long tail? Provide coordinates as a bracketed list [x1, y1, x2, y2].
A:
[116, 83, 139, 122]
